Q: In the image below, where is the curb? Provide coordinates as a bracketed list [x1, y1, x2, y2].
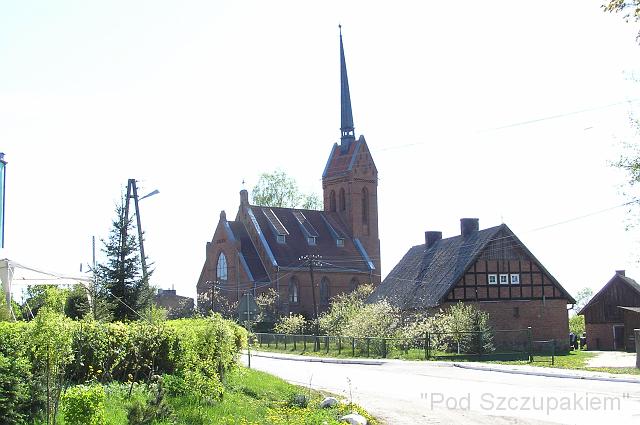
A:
[452, 363, 640, 384]
[244, 351, 386, 366]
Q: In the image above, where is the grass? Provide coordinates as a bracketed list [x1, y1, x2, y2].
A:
[255, 339, 640, 376]
[50, 367, 378, 425]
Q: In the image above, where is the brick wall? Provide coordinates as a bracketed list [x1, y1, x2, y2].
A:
[585, 323, 619, 350]
[446, 299, 570, 351]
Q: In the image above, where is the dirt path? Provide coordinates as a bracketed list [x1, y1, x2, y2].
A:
[586, 351, 637, 368]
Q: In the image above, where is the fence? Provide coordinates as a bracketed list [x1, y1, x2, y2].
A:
[254, 328, 543, 361]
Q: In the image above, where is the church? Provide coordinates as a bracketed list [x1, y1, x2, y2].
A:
[196, 30, 380, 318]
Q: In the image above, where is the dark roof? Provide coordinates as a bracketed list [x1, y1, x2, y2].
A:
[227, 220, 270, 283]
[370, 224, 575, 310]
[247, 205, 372, 273]
[579, 272, 640, 315]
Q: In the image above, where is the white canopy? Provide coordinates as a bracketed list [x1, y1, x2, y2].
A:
[0, 258, 92, 320]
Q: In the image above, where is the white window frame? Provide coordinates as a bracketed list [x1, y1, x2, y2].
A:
[499, 274, 509, 285]
[307, 236, 317, 246]
[510, 274, 520, 285]
[276, 234, 286, 244]
[488, 274, 498, 285]
[336, 238, 344, 247]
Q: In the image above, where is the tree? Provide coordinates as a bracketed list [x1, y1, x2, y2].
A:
[603, 1, 640, 41]
[251, 169, 322, 209]
[94, 199, 154, 322]
[571, 287, 594, 314]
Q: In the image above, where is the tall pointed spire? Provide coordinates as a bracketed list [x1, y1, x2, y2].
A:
[339, 25, 355, 151]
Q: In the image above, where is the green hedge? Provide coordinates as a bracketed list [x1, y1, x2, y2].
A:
[0, 315, 247, 423]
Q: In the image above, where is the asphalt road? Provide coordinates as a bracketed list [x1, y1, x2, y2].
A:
[242, 353, 640, 425]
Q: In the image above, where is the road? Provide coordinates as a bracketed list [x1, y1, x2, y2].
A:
[242, 353, 640, 425]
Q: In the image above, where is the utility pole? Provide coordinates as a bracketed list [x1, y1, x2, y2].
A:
[299, 254, 321, 348]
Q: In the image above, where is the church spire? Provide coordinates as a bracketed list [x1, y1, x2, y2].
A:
[340, 25, 355, 151]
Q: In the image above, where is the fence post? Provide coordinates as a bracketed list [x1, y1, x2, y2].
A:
[424, 333, 428, 360]
[284, 334, 287, 350]
[527, 327, 533, 363]
[304, 334, 307, 351]
[325, 336, 329, 354]
[551, 340, 555, 366]
[293, 334, 297, 351]
[352, 337, 355, 357]
[382, 338, 387, 358]
[275, 334, 278, 350]
[338, 336, 342, 355]
[366, 338, 370, 357]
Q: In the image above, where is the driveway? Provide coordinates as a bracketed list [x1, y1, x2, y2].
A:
[242, 352, 640, 425]
[586, 351, 637, 368]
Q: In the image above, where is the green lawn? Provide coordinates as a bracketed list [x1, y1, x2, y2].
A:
[50, 367, 378, 425]
[491, 350, 640, 375]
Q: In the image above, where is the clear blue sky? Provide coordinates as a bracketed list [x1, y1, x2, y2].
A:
[2, 0, 640, 302]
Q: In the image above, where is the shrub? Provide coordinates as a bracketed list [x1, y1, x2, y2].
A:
[318, 284, 374, 335]
[569, 314, 585, 336]
[61, 384, 106, 425]
[274, 314, 307, 335]
[0, 353, 32, 424]
[431, 303, 494, 354]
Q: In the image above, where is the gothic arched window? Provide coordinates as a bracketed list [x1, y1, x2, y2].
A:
[320, 277, 330, 305]
[289, 277, 299, 304]
[361, 187, 369, 225]
[339, 188, 346, 211]
[329, 190, 336, 212]
[349, 278, 358, 292]
[216, 252, 228, 281]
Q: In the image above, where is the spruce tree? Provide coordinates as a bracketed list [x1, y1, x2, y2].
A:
[95, 199, 154, 321]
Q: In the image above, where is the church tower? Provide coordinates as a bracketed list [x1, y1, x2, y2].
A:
[322, 27, 380, 280]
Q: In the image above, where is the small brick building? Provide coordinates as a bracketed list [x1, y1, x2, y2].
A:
[579, 271, 640, 351]
[196, 31, 381, 319]
[369, 219, 576, 350]
[155, 289, 194, 319]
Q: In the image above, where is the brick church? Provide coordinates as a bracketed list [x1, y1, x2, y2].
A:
[196, 30, 380, 318]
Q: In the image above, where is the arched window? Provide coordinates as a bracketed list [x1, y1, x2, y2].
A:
[361, 187, 369, 225]
[329, 190, 336, 212]
[289, 277, 299, 304]
[339, 188, 346, 211]
[320, 277, 330, 305]
[349, 278, 358, 292]
[216, 252, 228, 281]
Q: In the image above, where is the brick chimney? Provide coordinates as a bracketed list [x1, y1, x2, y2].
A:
[425, 231, 442, 249]
[240, 189, 249, 206]
[616, 270, 626, 277]
[460, 218, 479, 237]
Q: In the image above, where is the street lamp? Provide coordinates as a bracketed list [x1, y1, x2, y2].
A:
[122, 179, 159, 284]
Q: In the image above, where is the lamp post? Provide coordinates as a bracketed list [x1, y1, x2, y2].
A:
[122, 179, 159, 284]
[0, 153, 7, 249]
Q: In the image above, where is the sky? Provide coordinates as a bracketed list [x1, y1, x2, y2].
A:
[2, 0, 640, 304]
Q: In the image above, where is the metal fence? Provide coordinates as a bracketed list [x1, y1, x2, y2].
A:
[253, 328, 551, 362]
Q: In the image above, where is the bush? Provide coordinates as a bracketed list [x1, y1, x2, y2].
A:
[430, 303, 494, 354]
[274, 314, 307, 335]
[319, 284, 374, 335]
[61, 384, 106, 425]
[0, 353, 32, 424]
[569, 314, 585, 336]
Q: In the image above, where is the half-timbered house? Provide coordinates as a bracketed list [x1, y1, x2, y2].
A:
[369, 219, 576, 349]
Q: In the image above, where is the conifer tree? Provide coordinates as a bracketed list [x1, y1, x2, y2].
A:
[95, 199, 154, 321]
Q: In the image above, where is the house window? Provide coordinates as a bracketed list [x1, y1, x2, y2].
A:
[510, 274, 520, 285]
[339, 188, 346, 211]
[216, 252, 228, 281]
[277, 234, 286, 244]
[336, 238, 344, 247]
[320, 278, 330, 305]
[349, 278, 358, 291]
[488, 274, 497, 285]
[499, 274, 509, 284]
[289, 278, 299, 304]
[307, 236, 316, 246]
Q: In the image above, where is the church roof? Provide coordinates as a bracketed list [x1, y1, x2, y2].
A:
[370, 224, 575, 310]
[246, 205, 373, 273]
[227, 220, 270, 283]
